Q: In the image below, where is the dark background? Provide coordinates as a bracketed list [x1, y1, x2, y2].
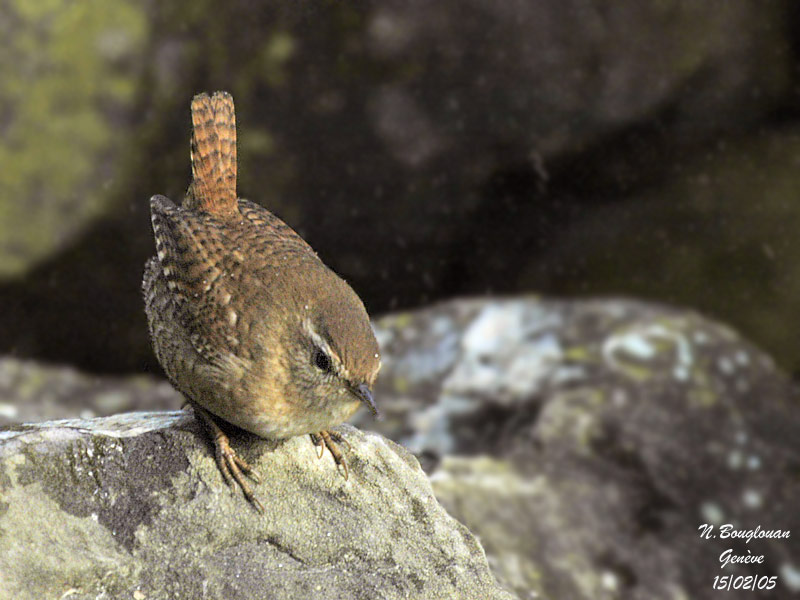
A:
[2, 0, 800, 377]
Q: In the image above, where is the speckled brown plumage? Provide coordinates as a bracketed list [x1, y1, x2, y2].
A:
[142, 92, 381, 512]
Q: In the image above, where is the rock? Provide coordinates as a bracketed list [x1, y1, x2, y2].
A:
[355, 298, 800, 599]
[0, 1, 146, 278]
[0, 357, 181, 428]
[3, 296, 799, 598]
[0, 412, 516, 600]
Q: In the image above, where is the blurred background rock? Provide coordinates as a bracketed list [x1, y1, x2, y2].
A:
[2, 0, 800, 377]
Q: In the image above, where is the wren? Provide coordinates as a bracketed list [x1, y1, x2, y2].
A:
[142, 91, 381, 512]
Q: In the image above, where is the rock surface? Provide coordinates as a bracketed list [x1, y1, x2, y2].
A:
[353, 298, 800, 599]
[0, 413, 515, 600]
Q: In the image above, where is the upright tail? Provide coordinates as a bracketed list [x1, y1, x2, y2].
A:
[185, 91, 239, 217]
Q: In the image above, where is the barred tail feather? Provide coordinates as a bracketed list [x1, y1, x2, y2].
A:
[186, 91, 239, 217]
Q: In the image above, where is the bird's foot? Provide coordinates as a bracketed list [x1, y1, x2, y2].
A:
[192, 404, 264, 514]
[310, 430, 352, 480]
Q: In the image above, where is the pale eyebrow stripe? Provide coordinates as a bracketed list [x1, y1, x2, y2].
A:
[301, 318, 352, 380]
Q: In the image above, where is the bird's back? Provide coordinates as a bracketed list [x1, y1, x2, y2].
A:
[143, 192, 325, 393]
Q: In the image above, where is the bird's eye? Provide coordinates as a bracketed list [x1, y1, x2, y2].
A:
[312, 347, 333, 373]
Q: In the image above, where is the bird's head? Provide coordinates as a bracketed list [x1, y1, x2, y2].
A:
[273, 265, 381, 424]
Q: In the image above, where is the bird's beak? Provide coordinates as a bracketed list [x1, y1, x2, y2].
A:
[355, 383, 381, 420]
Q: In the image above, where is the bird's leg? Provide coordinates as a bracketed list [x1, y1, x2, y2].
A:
[310, 430, 352, 480]
[190, 403, 264, 514]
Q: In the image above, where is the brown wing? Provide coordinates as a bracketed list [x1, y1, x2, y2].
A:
[235, 199, 318, 266]
[149, 194, 243, 367]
